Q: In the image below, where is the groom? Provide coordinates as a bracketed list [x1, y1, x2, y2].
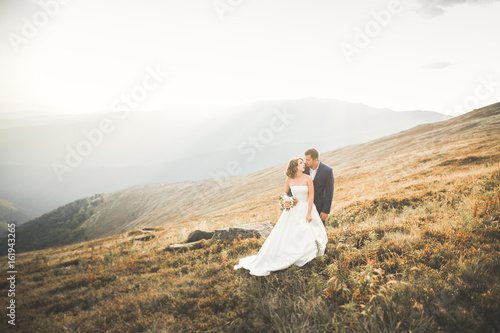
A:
[291, 148, 334, 225]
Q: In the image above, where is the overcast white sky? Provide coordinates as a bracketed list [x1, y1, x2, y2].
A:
[1, 0, 499, 116]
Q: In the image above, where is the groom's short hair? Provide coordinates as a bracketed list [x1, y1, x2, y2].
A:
[305, 148, 319, 160]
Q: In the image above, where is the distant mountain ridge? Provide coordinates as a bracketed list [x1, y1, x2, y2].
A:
[0, 199, 37, 226]
[10, 102, 499, 253]
[0, 98, 449, 215]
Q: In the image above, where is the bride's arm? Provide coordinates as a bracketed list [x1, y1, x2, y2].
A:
[285, 177, 291, 195]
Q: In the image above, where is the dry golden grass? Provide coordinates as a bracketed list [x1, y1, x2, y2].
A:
[1, 103, 499, 332]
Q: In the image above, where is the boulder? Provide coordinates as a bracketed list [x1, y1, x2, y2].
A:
[213, 221, 273, 240]
[187, 230, 215, 243]
[165, 239, 206, 252]
[134, 234, 155, 242]
[60, 259, 80, 267]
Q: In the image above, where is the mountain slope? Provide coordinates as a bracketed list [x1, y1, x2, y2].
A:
[0, 199, 16, 235]
[12, 196, 105, 253]
[2, 102, 499, 332]
[0, 198, 37, 227]
[0, 98, 449, 213]
[13, 102, 499, 253]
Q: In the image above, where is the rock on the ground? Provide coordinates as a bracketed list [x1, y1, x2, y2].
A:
[187, 230, 215, 243]
[134, 234, 155, 242]
[213, 221, 273, 240]
[165, 239, 205, 251]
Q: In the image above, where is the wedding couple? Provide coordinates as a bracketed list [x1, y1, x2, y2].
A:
[234, 148, 334, 276]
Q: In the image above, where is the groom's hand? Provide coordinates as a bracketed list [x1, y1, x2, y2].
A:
[320, 212, 328, 221]
[292, 197, 298, 206]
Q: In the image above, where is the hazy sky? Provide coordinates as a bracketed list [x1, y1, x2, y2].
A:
[1, 0, 499, 116]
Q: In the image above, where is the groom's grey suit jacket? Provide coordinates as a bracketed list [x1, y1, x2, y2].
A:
[290, 161, 334, 217]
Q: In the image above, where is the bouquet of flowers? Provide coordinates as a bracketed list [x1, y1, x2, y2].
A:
[278, 194, 294, 211]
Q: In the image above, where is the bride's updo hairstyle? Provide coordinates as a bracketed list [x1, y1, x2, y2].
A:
[285, 157, 303, 178]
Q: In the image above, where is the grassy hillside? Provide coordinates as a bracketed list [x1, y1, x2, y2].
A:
[12, 195, 104, 253]
[0, 103, 499, 331]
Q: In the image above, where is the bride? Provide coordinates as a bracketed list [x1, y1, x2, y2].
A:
[234, 157, 328, 276]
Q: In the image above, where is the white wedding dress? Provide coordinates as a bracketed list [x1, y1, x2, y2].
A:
[234, 185, 328, 276]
